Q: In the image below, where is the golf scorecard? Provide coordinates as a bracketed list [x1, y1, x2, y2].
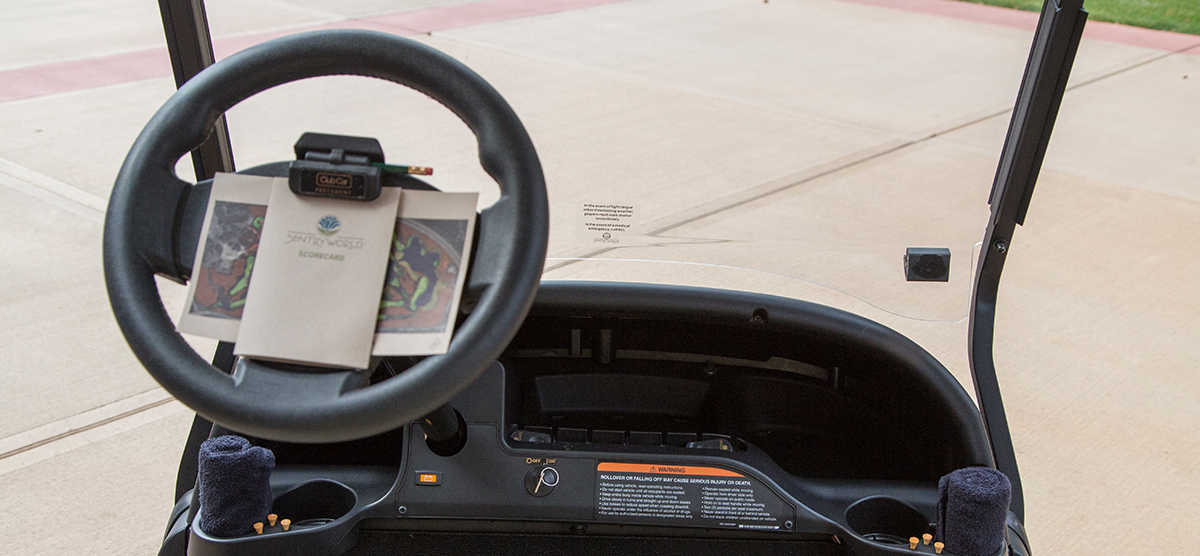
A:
[178, 172, 478, 368]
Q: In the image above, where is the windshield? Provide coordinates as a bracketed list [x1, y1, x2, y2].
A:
[220, 75, 995, 369]
[541, 157, 990, 325]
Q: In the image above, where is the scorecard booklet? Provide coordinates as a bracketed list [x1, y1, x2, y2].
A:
[234, 179, 402, 369]
[178, 174, 478, 367]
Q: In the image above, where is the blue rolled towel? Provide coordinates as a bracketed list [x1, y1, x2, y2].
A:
[937, 467, 1011, 556]
[197, 435, 276, 538]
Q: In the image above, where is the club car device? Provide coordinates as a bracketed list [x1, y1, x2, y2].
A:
[105, 1, 1091, 555]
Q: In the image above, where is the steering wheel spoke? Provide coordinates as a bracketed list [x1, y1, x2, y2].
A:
[466, 199, 516, 294]
[109, 163, 193, 280]
[231, 358, 369, 412]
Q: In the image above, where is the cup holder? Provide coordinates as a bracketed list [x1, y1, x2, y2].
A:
[271, 480, 357, 527]
[845, 496, 931, 544]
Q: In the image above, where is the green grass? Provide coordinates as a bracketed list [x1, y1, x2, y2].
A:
[959, 0, 1200, 36]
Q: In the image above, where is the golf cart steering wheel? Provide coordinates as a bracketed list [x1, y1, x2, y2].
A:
[103, 30, 548, 443]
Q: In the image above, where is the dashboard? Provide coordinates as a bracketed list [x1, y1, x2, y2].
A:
[174, 282, 1006, 556]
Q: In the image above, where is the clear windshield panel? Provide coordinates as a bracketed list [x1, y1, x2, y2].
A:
[212, 74, 993, 330]
[540, 161, 993, 326]
[542, 242, 981, 324]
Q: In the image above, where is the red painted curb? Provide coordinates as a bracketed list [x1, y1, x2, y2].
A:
[0, 0, 631, 103]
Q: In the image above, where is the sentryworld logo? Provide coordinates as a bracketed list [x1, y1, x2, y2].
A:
[594, 231, 618, 244]
[317, 215, 341, 236]
[286, 215, 361, 254]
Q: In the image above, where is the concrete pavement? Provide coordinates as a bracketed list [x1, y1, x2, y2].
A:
[1, 0, 1197, 554]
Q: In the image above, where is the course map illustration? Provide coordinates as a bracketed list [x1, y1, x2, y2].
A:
[377, 218, 469, 334]
[189, 201, 267, 319]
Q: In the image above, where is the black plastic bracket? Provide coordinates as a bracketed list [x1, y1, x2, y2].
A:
[288, 133, 387, 202]
[904, 247, 951, 282]
[969, 0, 1088, 523]
[293, 132, 384, 163]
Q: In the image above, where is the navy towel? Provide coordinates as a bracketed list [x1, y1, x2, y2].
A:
[197, 435, 276, 538]
[937, 467, 1011, 556]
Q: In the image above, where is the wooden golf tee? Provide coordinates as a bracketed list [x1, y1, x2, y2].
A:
[934, 542, 944, 554]
[268, 514, 278, 526]
[909, 537, 919, 550]
[922, 533, 932, 546]
[281, 519, 291, 532]
[253, 522, 264, 534]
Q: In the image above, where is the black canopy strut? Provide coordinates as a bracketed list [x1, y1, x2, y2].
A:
[970, 0, 1089, 523]
[158, 0, 234, 503]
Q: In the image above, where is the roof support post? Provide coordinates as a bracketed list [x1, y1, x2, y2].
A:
[969, 0, 1088, 523]
[156, 0, 234, 505]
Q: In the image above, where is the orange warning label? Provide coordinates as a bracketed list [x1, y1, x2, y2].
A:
[597, 462, 744, 477]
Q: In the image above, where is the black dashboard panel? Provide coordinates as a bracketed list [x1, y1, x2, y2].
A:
[183, 282, 1000, 556]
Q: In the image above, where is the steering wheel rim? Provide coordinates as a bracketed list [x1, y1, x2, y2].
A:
[103, 30, 548, 443]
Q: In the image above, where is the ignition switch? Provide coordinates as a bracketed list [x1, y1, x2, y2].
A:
[524, 466, 559, 497]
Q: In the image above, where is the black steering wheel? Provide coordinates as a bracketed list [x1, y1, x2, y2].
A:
[103, 30, 548, 443]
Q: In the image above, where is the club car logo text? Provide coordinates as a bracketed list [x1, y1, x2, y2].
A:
[316, 172, 352, 189]
[308, 171, 361, 198]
